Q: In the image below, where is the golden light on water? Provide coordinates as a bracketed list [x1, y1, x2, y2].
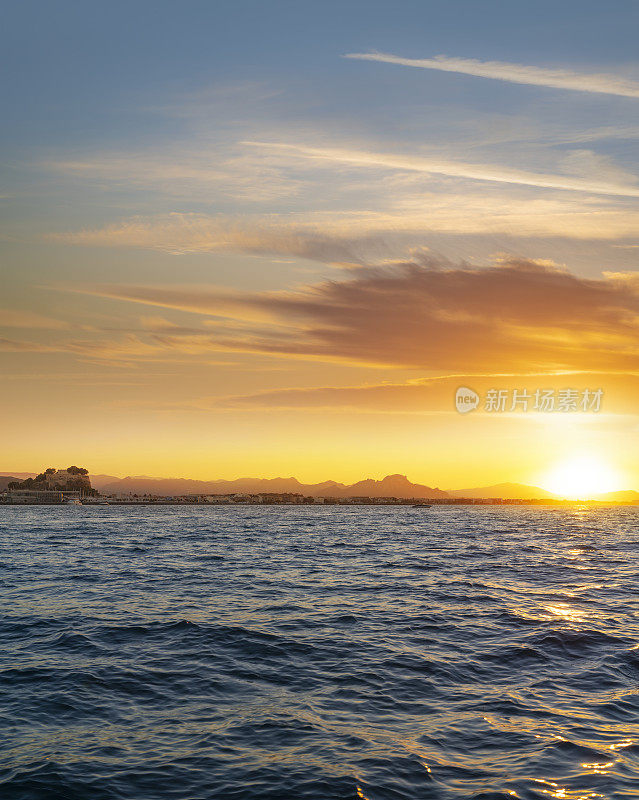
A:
[541, 454, 623, 499]
[543, 604, 586, 625]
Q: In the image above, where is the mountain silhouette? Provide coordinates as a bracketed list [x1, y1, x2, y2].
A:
[446, 482, 559, 499]
[96, 473, 448, 498]
[5, 472, 636, 502]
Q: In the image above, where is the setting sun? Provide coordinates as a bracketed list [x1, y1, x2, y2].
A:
[541, 455, 623, 499]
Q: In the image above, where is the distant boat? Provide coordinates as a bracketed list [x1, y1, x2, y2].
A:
[411, 503, 431, 508]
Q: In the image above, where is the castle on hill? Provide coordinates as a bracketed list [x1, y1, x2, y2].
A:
[6, 466, 96, 501]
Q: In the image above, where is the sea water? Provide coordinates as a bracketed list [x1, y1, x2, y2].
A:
[1, 505, 638, 799]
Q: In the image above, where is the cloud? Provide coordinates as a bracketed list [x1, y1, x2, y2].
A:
[243, 141, 639, 198]
[0, 338, 58, 352]
[45, 148, 304, 202]
[65, 333, 243, 363]
[0, 309, 69, 329]
[73, 257, 639, 373]
[344, 52, 639, 99]
[65, 334, 170, 362]
[61, 329, 251, 366]
[52, 187, 639, 265]
[51, 213, 380, 262]
[559, 150, 637, 186]
[210, 372, 639, 416]
[139, 315, 195, 332]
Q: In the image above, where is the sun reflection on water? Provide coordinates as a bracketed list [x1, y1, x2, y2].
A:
[532, 778, 605, 799]
[609, 738, 636, 750]
[580, 761, 614, 773]
[543, 603, 587, 624]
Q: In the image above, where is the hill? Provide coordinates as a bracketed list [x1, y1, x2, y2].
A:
[98, 473, 447, 499]
[4, 467, 96, 496]
[446, 482, 559, 500]
[593, 489, 639, 503]
[0, 472, 36, 482]
[342, 474, 447, 498]
[7, 470, 635, 502]
[0, 476, 24, 492]
[0, 472, 120, 491]
[88, 474, 125, 491]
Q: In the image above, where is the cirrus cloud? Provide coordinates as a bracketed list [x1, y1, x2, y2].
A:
[344, 52, 639, 99]
[243, 141, 639, 198]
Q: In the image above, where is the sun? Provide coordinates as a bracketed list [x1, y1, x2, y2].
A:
[541, 454, 623, 500]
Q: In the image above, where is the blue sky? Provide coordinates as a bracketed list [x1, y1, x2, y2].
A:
[4, 1, 639, 145]
[4, 0, 639, 291]
[3, 2, 639, 214]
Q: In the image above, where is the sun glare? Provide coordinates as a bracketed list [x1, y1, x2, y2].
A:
[542, 455, 623, 500]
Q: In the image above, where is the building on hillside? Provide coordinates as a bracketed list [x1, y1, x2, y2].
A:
[8, 466, 95, 498]
[2, 489, 64, 504]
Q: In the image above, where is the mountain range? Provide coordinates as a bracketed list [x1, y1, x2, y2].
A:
[3, 472, 637, 501]
[92, 473, 450, 499]
[2, 472, 638, 502]
[445, 482, 560, 500]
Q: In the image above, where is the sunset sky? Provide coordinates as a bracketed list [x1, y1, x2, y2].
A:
[2, 0, 639, 491]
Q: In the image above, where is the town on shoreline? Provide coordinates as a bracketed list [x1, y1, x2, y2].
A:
[1, 467, 637, 506]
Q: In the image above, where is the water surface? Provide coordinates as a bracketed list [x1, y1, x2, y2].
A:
[1, 505, 638, 799]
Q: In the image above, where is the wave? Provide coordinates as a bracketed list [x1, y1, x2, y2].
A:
[1, 505, 638, 798]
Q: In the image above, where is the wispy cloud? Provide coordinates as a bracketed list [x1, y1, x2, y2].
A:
[51, 187, 639, 263]
[51, 213, 380, 262]
[244, 141, 639, 198]
[211, 373, 639, 416]
[45, 148, 304, 203]
[70, 257, 639, 373]
[344, 52, 639, 99]
[0, 309, 69, 329]
[0, 338, 59, 353]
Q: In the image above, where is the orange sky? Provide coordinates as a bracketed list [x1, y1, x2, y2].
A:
[2, 9, 639, 492]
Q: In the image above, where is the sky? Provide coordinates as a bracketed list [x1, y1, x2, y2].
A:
[2, 0, 639, 491]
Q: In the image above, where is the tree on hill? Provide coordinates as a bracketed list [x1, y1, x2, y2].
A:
[7, 466, 97, 496]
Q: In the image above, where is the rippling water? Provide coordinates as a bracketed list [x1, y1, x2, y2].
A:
[1, 505, 639, 799]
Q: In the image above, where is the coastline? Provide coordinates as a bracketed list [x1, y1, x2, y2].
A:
[1, 498, 636, 507]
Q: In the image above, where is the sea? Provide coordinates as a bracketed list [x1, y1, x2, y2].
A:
[1, 505, 638, 800]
